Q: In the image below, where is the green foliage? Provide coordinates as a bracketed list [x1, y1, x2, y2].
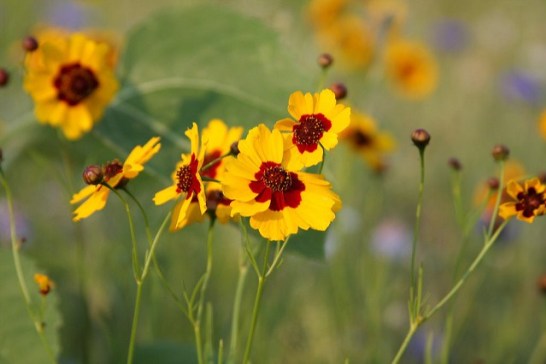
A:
[0, 249, 61, 364]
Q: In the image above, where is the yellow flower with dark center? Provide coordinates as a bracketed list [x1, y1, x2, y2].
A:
[153, 123, 207, 231]
[34, 273, 54, 296]
[499, 178, 546, 223]
[275, 89, 350, 170]
[341, 111, 395, 170]
[168, 119, 243, 229]
[222, 124, 341, 241]
[24, 32, 118, 140]
[384, 39, 438, 99]
[71, 137, 161, 221]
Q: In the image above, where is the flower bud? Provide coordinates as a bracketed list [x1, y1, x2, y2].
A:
[22, 36, 39, 52]
[411, 128, 430, 149]
[230, 141, 240, 156]
[34, 273, 53, 296]
[487, 177, 499, 190]
[329, 82, 347, 100]
[318, 53, 333, 69]
[82, 165, 103, 185]
[491, 144, 509, 162]
[448, 157, 462, 171]
[0, 68, 9, 87]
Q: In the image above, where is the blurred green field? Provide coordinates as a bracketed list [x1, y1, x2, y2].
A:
[2, 0, 546, 363]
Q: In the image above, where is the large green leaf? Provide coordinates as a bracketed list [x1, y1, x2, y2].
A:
[0, 249, 62, 364]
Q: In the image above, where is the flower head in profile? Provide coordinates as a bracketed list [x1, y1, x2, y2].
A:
[340, 111, 395, 171]
[24, 32, 118, 139]
[499, 178, 546, 223]
[275, 89, 350, 170]
[170, 119, 243, 229]
[222, 124, 341, 241]
[384, 39, 438, 99]
[34, 273, 54, 296]
[71, 137, 161, 221]
[153, 123, 207, 231]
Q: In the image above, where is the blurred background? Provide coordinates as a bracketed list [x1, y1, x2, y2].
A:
[2, 0, 546, 363]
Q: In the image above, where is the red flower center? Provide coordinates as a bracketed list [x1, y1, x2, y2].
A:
[103, 160, 123, 180]
[54, 63, 99, 106]
[515, 187, 545, 218]
[293, 113, 332, 153]
[249, 161, 305, 211]
[201, 150, 222, 179]
[351, 130, 372, 147]
[206, 189, 231, 211]
[176, 154, 201, 199]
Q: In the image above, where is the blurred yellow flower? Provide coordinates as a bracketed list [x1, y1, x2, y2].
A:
[222, 124, 341, 241]
[34, 273, 54, 296]
[71, 137, 161, 221]
[275, 89, 350, 170]
[340, 111, 395, 171]
[308, 0, 348, 29]
[499, 178, 546, 223]
[384, 39, 438, 99]
[538, 110, 546, 140]
[24, 32, 118, 140]
[154, 123, 207, 231]
[171, 119, 243, 229]
[474, 160, 526, 208]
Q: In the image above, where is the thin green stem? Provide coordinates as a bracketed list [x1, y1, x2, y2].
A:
[122, 187, 153, 244]
[487, 161, 505, 239]
[242, 242, 271, 364]
[127, 281, 143, 364]
[0, 170, 57, 363]
[392, 322, 419, 364]
[265, 238, 290, 277]
[201, 152, 232, 173]
[318, 143, 326, 175]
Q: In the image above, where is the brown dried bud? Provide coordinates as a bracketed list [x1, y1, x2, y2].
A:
[0, 68, 9, 87]
[230, 141, 240, 156]
[82, 165, 103, 185]
[448, 157, 462, 171]
[411, 129, 431, 149]
[491, 144, 509, 162]
[22, 36, 39, 52]
[318, 53, 333, 69]
[537, 274, 546, 295]
[487, 177, 499, 190]
[329, 82, 347, 100]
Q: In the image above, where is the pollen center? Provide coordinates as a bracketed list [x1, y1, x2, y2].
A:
[176, 165, 193, 193]
[54, 63, 99, 106]
[103, 160, 123, 180]
[262, 165, 292, 192]
[515, 187, 545, 218]
[352, 130, 372, 147]
[293, 113, 331, 151]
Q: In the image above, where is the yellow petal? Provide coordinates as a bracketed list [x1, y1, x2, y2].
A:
[154, 185, 179, 205]
[72, 187, 110, 221]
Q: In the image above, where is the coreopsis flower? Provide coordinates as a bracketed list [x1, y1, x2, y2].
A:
[340, 111, 395, 171]
[499, 178, 546, 223]
[34, 273, 54, 296]
[274, 89, 350, 170]
[23, 32, 118, 139]
[222, 124, 341, 241]
[153, 123, 207, 231]
[169, 119, 243, 229]
[308, 0, 348, 30]
[384, 39, 438, 99]
[71, 137, 161, 221]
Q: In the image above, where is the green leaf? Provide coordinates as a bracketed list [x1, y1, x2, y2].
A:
[96, 4, 312, 175]
[0, 249, 62, 364]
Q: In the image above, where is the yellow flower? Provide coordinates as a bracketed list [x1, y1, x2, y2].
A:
[499, 178, 546, 223]
[308, 0, 348, 29]
[168, 119, 243, 229]
[153, 123, 207, 231]
[275, 89, 351, 170]
[222, 124, 341, 241]
[34, 273, 54, 296]
[384, 39, 438, 99]
[71, 137, 161, 221]
[340, 111, 395, 170]
[24, 32, 118, 140]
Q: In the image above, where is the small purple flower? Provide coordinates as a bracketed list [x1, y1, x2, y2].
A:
[500, 70, 542, 104]
[370, 218, 411, 260]
[0, 199, 31, 247]
[431, 19, 469, 53]
[40, 0, 94, 29]
[407, 329, 443, 362]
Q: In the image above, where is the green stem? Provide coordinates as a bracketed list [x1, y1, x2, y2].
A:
[392, 322, 419, 364]
[228, 252, 250, 363]
[201, 152, 231, 173]
[0, 170, 57, 363]
[242, 242, 271, 364]
[318, 143, 326, 175]
[127, 281, 143, 364]
[487, 161, 505, 239]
